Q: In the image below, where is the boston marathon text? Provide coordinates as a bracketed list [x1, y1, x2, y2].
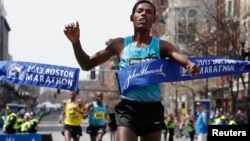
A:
[27, 66, 74, 78]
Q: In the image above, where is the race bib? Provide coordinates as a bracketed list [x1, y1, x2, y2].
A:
[94, 111, 105, 119]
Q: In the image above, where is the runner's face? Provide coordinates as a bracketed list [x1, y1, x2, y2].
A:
[69, 90, 77, 97]
[95, 93, 103, 101]
[196, 105, 203, 111]
[131, 3, 156, 31]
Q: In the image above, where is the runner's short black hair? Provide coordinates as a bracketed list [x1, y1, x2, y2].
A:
[132, 0, 156, 16]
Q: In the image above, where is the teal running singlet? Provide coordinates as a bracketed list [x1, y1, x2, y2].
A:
[119, 36, 162, 102]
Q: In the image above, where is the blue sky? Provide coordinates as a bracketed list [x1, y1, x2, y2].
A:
[4, 0, 136, 80]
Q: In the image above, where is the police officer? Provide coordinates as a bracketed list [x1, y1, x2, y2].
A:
[20, 113, 30, 133]
[16, 112, 24, 132]
[187, 119, 195, 141]
[166, 116, 176, 141]
[163, 114, 169, 141]
[211, 114, 221, 125]
[228, 115, 237, 125]
[218, 115, 227, 125]
[27, 112, 39, 133]
[3, 106, 18, 134]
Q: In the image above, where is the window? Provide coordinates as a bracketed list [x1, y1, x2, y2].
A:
[175, 7, 197, 45]
[187, 21, 196, 33]
[160, 0, 166, 6]
[188, 9, 197, 18]
[225, 0, 234, 17]
[177, 20, 186, 33]
[175, 8, 185, 19]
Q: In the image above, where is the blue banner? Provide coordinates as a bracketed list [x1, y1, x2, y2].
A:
[116, 57, 250, 94]
[0, 133, 42, 141]
[0, 61, 80, 91]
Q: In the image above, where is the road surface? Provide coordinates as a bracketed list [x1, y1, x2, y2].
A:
[38, 113, 194, 141]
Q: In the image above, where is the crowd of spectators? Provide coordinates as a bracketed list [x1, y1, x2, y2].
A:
[162, 107, 248, 141]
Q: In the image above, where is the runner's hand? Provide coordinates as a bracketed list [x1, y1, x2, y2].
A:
[64, 21, 80, 44]
[186, 63, 200, 76]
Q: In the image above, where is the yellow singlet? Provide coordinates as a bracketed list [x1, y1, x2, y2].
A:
[64, 100, 82, 126]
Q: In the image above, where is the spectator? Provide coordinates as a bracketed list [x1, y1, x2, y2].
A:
[195, 102, 208, 141]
